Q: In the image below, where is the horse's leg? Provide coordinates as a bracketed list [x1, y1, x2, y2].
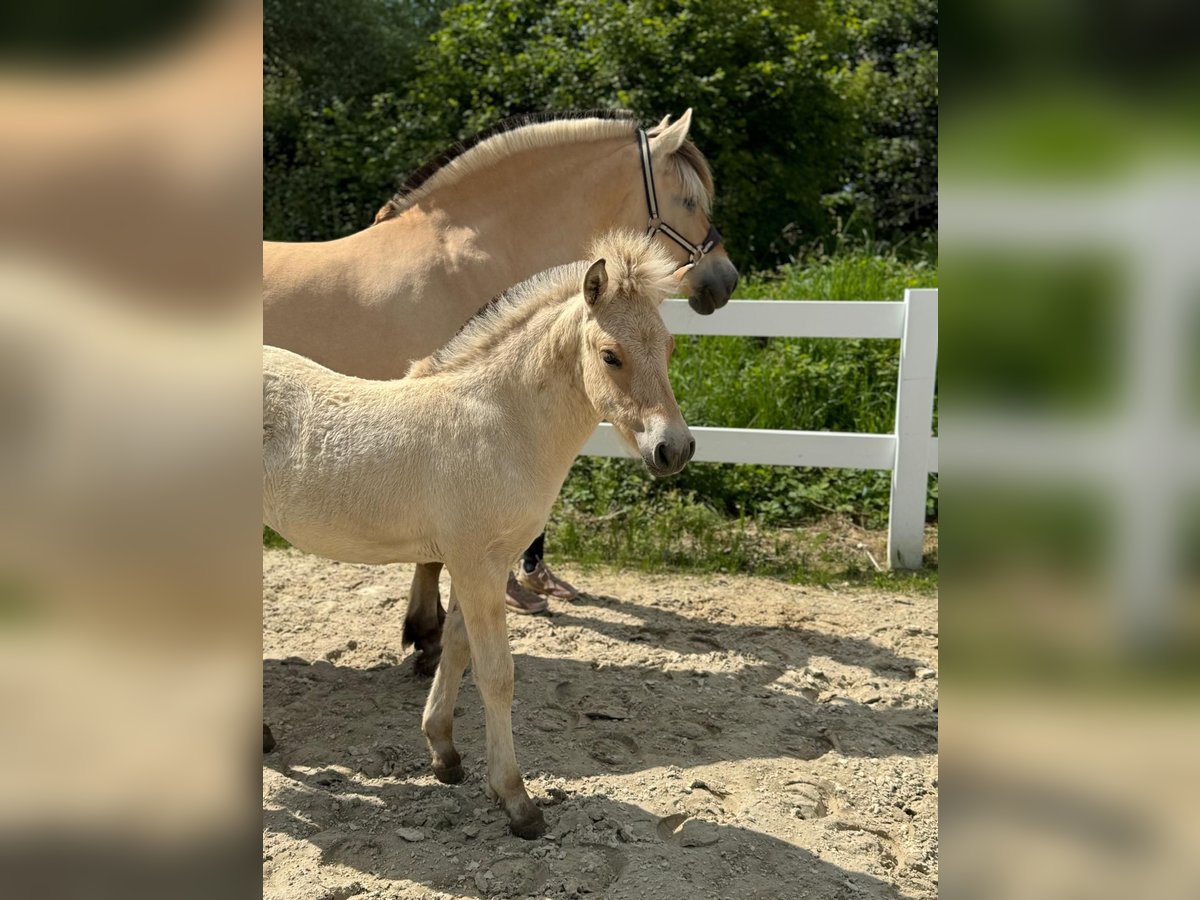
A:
[403, 562, 446, 676]
[454, 566, 546, 839]
[421, 592, 469, 784]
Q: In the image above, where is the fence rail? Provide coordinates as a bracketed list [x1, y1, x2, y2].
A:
[579, 289, 939, 570]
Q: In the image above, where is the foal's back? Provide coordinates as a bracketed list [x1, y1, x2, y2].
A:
[264, 347, 430, 561]
[262, 346, 510, 565]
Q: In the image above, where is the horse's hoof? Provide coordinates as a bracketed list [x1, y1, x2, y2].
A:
[432, 762, 466, 785]
[508, 806, 547, 840]
[263, 723, 276, 754]
[413, 650, 441, 678]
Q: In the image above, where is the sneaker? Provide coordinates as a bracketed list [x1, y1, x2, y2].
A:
[517, 559, 578, 600]
[505, 572, 550, 615]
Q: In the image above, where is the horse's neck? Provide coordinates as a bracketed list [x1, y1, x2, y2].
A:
[371, 139, 638, 299]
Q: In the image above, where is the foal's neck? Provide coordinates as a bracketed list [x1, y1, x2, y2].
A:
[466, 302, 599, 470]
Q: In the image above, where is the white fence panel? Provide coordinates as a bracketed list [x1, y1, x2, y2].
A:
[887, 289, 939, 569]
[578, 289, 939, 570]
[660, 299, 906, 339]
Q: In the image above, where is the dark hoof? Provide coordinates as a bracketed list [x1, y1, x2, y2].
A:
[413, 648, 442, 677]
[263, 723, 276, 754]
[432, 762, 466, 785]
[402, 598, 446, 650]
[402, 620, 439, 651]
[508, 806, 547, 840]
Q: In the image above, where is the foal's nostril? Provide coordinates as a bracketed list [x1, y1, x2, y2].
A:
[687, 438, 696, 461]
[654, 442, 670, 470]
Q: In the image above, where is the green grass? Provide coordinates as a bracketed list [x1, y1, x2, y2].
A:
[263, 525, 291, 550]
[265, 248, 939, 586]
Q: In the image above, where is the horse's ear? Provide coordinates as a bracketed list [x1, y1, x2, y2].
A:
[650, 108, 692, 155]
[583, 259, 608, 307]
[373, 199, 398, 225]
[647, 113, 672, 135]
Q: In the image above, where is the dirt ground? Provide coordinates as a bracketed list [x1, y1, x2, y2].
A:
[263, 549, 938, 900]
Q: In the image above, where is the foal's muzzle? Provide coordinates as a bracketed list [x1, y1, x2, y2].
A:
[643, 432, 696, 477]
[687, 254, 739, 315]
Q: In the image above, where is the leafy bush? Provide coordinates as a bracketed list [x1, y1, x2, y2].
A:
[820, 0, 939, 249]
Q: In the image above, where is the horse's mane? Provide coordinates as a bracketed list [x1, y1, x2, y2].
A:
[374, 110, 713, 223]
[406, 230, 678, 379]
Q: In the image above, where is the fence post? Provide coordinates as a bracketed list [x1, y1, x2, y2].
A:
[888, 289, 938, 569]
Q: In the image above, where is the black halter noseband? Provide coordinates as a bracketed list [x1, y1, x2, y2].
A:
[636, 128, 721, 264]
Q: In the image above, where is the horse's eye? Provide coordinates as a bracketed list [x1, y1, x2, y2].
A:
[683, 197, 697, 213]
[601, 349, 621, 368]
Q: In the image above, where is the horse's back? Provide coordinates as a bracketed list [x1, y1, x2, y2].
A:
[262, 226, 499, 380]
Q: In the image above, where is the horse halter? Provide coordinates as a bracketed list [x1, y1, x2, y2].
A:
[636, 128, 722, 264]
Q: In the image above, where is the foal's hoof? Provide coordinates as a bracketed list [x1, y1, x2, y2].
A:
[263, 723, 276, 754]
[508, 805, 547, 840]
[412, 649, 442, 678]
[432, 762, 465, 785]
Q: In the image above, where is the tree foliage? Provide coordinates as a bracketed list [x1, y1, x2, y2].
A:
[264, 0, 937, 267]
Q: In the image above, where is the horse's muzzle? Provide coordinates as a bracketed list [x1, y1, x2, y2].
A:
[645, 433, 695, 477]
[687, 255, 739, 315]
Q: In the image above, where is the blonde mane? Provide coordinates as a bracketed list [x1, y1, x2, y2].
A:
[375, 112, 714, 223]
[407, 230, 678, 379]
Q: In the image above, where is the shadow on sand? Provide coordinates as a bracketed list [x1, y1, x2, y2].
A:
[263, 582, 935, 898]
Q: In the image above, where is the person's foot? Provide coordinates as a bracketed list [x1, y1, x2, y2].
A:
[505, 572, 550, 615]
[517, 559, 578, 600]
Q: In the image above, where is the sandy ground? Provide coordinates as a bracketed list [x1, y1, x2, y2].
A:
[263, 549, 938, 899]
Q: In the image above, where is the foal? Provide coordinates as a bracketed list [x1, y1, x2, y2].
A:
[263, 231, 694, 837]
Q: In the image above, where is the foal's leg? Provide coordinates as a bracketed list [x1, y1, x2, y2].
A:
[454, 565, 546, 839]
[421, 593, 469, 783]
[403, 562, 446, 676]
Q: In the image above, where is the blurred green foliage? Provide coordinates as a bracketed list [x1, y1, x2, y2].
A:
[263, 0, 938, 267]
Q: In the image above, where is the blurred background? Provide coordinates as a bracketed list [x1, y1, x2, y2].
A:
[1, 2, 261, 898]
[940, 2, 1200, 898]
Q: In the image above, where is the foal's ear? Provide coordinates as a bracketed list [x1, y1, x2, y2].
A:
[650, 108, 692, 155]
[583, 259, 608, 307]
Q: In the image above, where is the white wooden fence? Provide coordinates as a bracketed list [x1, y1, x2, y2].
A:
[579, 288, 939, 570]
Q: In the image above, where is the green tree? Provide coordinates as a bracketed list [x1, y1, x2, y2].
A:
[263, 0, 449, 239]
[409, 0, 850, 267]
[821, 0, 938, 250]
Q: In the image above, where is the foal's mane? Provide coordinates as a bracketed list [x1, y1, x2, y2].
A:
[406, 230, 677, 379]
[374, 110, 713, 223]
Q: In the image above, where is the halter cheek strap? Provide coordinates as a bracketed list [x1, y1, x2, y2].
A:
[636, 128, 722, 264]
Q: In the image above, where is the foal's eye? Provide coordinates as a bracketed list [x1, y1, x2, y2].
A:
[601, 350, 621, 368]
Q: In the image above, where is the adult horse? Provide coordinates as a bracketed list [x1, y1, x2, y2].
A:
[263, 109, 737, 671]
